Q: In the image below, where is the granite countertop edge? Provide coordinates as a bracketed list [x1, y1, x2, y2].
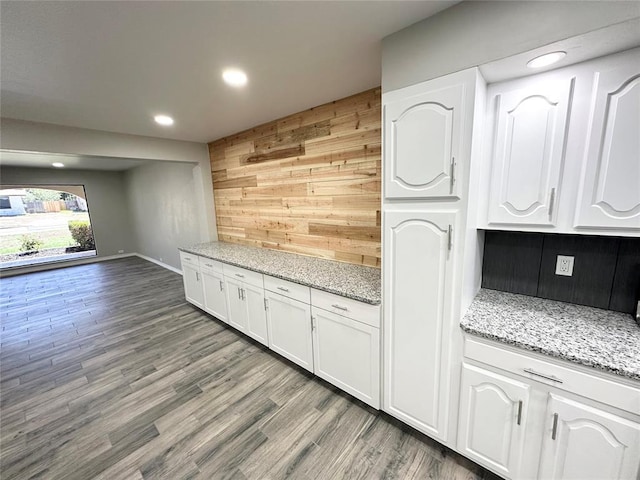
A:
[179, 244, 381, 305]
[460, 289, 640, 382]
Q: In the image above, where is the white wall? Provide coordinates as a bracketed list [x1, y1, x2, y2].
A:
[382, 1, 640, 91]
[125, 161, 217, 271]
[0, 166, 136, 257]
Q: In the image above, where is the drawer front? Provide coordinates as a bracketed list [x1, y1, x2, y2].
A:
[199, 257, 224, 274]
[311, 288, 380, 328]
[264, 275, 310, 304]
[179, 251, 199, 267]
[464, 336, 640, 415]
[222, 263, 263, 289]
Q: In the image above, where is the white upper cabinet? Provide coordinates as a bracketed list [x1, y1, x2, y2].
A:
[575, 62, 640, 231]
[481, 48, 640, 235]
[487, 74, 574, 227]
[384, 69, 478, 200]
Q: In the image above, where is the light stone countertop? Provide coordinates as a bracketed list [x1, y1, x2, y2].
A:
[461, 288, 640, 381]
[179, 242, 381, 305]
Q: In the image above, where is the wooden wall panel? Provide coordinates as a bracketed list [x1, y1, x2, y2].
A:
[209, 88, 381, 267]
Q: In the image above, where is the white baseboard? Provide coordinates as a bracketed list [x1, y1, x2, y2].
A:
[135, 253, 182, 275]
[0, 252, 136, 277]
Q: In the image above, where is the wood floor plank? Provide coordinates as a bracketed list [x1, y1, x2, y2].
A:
[0, 257, 491, 479]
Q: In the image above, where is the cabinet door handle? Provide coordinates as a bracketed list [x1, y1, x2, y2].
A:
[447, 225, 453, 252]
[517, 400, 523, 425]
[311, 316, 316, 331]
[331, 304, 348, 311]
[264, 298, 268, 311]
[237, 287, 242, 300]
[523, 368, 563, 384]
[241, 288, 245, 300]
[195, 272, 200, 281]
[219, 280, 224, 291]
[450, 156, 456, 193]
[551, 413, 559, 440]
[277, 286, 289, 292]
[548, 188, 556, 219]
[235, 273, 245, 278]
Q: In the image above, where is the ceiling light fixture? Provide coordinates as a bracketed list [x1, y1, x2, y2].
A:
[527, 51, 567, 69]
[52, 162, 65, 168]
[222, 68, 248, 87]
[154, 114, 174, 126]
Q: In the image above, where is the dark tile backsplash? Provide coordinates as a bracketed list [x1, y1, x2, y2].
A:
[482, 231, 640, 314]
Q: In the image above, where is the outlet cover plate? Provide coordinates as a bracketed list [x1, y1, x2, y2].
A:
[555, 255, 574, 276]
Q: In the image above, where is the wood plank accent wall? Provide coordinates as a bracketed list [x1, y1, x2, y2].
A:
[208, 88, 381, 267]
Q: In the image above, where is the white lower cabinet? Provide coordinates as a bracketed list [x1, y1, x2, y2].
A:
[201, 268, 228, 323]
[383, 209, 456, 441]
[457, 364, 530, 479]
[461, 337, 640, 480]
[265, 291, 313, 372]
[538, 395, 640, 480]
[311, 306, 380, 409]
[223, 265, 268, 346]
[180, 252, 204, 309]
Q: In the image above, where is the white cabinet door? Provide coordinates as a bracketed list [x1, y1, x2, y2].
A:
[487, 75, 574, 227]
[244, 283, 268, 346]
[202, 269, 228, 323]
[538, 394, 640, 480]
[225, 276, 247, 334]
[383, 209, 455, 441]
[182, 263, 204, 309]
[265, 291, 313, 372]
[311, 307, 380, 409]
[457, 364, 530, 479]
[575, 63, 640, 231]
[385, 70, 476, 199]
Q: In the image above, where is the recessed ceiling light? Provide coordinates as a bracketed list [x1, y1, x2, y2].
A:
[154, 114, 174, 126]
[52, 162, 65, 168]
[222, 68, 248, 87]
[527, 51, 567, 69]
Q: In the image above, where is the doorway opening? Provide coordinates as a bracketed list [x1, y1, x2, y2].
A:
[0, 185, 97, 269]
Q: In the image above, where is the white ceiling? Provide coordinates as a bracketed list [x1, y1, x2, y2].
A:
[0, 0, 456, 145]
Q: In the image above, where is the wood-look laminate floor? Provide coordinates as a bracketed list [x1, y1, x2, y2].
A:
[1, 257, 495, 480]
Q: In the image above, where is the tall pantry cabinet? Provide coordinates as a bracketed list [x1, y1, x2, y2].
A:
[382, 68, 486, 445]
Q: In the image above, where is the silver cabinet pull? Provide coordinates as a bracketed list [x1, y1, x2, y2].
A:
[548, 188, 556, 219]
[523, 368, 563, 384]
[311, 316, 316, 331]
[331, 304, 348, 311]
[551, 413, 559, 440]
[264, 298, 268, 311]
[235, 273, 245, 278]
[219, 280, 224, 291]
[277, 286, 289, 292]
[241, 288, 245, 300]
[237, 287, 242, 300]
[195, 272, 200, 281]
[450, 156, 456, 193]
[517, 400, 523, 425]
[447, 225, 453, 251]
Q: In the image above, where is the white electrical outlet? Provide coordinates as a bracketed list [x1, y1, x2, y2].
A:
[555, 255, 574, 276]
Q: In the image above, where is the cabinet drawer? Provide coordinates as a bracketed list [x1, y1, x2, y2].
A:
[179, 251, 199, 267]
[464, 336, 640, 415]
[264, 275, 310, 304]
[222, 263, 263, 289]
[199, 257, 224, 274]
[311, 288, 380, 328]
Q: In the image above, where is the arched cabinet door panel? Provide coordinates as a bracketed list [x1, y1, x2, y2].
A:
[486, 75, 574, 227]
[575, 64, 640, 231]
[383, 209, 456, 441]
[384, 70, 477, 200]
[538, 395, 640, 480]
